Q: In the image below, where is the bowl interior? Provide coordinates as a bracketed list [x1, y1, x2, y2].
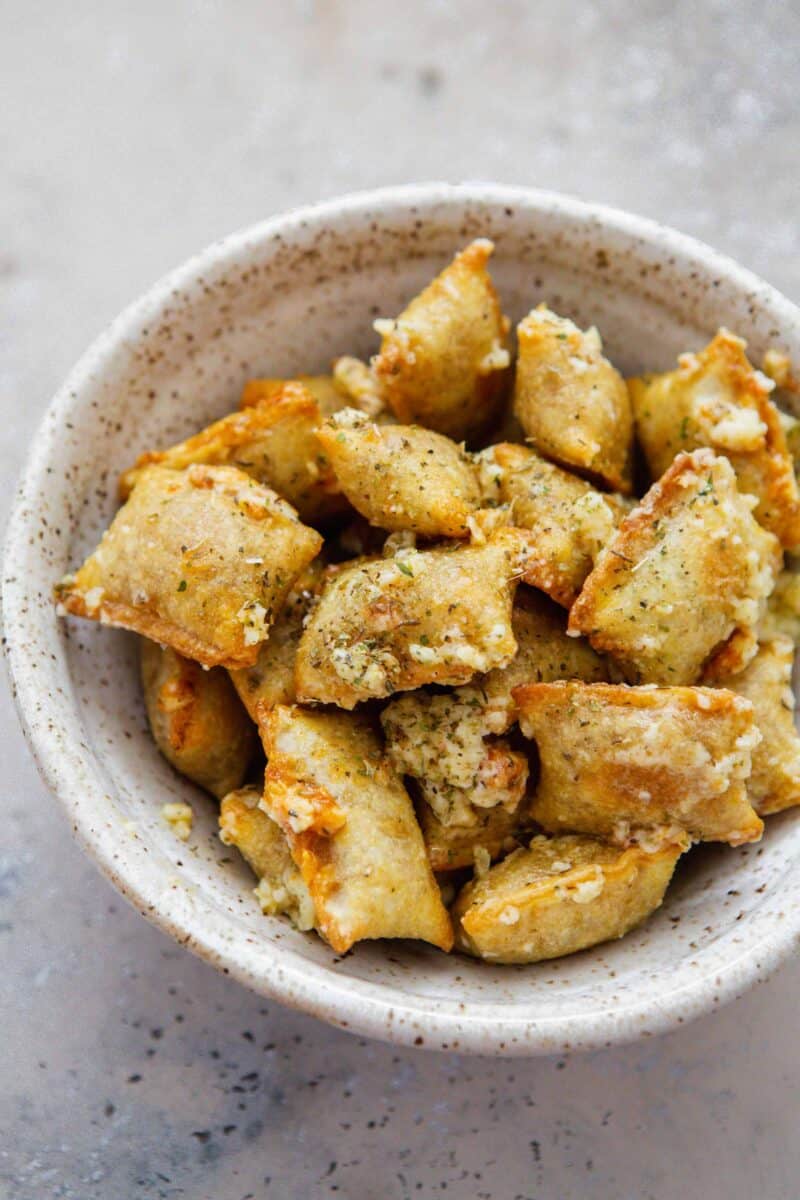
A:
[7, 186, 800, 1053]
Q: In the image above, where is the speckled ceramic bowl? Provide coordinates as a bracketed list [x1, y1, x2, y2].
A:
[4, 184, 800, 1055]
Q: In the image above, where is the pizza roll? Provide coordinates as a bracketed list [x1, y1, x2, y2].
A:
[295, 528, 528, 708]
[219, 786, 315, 929]
[228, 560, 326, 721]
[476, 443, 631, 607]
[512, 306, 633, 493]
[760, 563, 800, 642]
[240, 374, 345, 415]
[418, 795, 530, 872]
[569, 450, 781, 685]
[55, 464, 323, 669]
[722, 638, 800, 816]
[452, 835, 683, 964]
[372, 239, 511, 442]
[331, 357, 389, 419]
[514, 680, 763, 847]
[478, 590, 610, 733]
[381, 687, 529, 826]
[120, 382, 347, 524]
[316, 408, 482, 537]
[762, 349, 800, 470]
[140, 642, 256, 798]
[380, 593, 602, 828]
[630, 330, 800, 547]
[261, 705, 453, 953]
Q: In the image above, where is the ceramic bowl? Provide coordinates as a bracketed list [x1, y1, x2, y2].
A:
[4, 183, 800, 1056]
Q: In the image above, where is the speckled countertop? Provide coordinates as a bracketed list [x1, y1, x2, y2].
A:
[3, 3, 800, 1197]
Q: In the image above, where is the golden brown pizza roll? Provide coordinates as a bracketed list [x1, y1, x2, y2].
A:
[568, 449, 781, 685]
[372, 239, 511, 442]
[261, 705, 453, 953]
[630, 329, 800, 547]
[219, 786, 315, 929]
[294, 528, 529, 708]
[228, 560, 326, 721]
[721, 637, 800, 816]
[316, 408, 482, 537]
[514, 680, 763, 847]
[417, 797, 530, 872]
[140, 642, 256, 798]
[380, 593, 602, 834]
[55, 464, 323, 670]
[452, 834, 683, 964]
[381, 687, 529, 826]
[240, 374, 345, 414]
[477, 590, 610, 733]
[476, 443, 631, 607]
[760, 564, 800, 642]
[120, 382, 347, 524]
[512, 305, 633, 493]
[331, 357, 389, 419]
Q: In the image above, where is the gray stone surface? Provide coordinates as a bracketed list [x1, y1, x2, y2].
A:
[2, 2, 799, 1196]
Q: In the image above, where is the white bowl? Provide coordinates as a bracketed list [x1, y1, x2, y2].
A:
[4, 183, 800, 1056]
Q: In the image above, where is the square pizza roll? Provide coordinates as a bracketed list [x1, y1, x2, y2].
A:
[294, 528, 529, 708]
[219, 786, 315, 930]
[418, 795, 530, 872]
[478, 590, 610, 734]
[260, 705, 453, 953]
[140, 641, 256, 799]
[452, 834, 683, 964]
[512, 306, 633, 493]
[476, 443, 631, 607]
[381, 687, 529, 826]
[228, 560, 326, 721]
[514, 680, 764, 847]
[316, 408, 482, 537]
[120, 382, 347, 525]
[568, 449, 781, 685]
[630, 329, 800, 547]
[56, 464, 323, 670]
[722, 638, 800, 816]
[372, 239, 511, 443]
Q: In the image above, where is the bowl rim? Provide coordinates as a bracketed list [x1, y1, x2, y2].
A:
[4, 181, 800, 1055]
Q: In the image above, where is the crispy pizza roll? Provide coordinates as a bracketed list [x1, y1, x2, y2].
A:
[452, 835, 683, 964]
[418, 798, 529, 872]
[316, 408, 482, 537]
[372, 239, 511, 443]
[722, 638, 800, 816]
[219, 786, 315, 929]
[55, 464, 323, 669]
[514, 681, 763, 847]
[381, 687, 529, 826]
[512, 305, 633, 493]
[331, 356, 388, 419]
[760, 564, 800, 642]
[380, 593, 603, 829]
[569, 450, 781, 685]
[228, 560, 326, 721]
[630, 330, 800, 547]
[261, 705, 453, 953]
[141, 642, 256, 799]
[476, 443, 631, 607]
[240, 374, 345, 415]
[762, 349, 800, 469]
[295, 528, 528, 708]
[120, 382, 347, 524]
[478, 590, 610, 733]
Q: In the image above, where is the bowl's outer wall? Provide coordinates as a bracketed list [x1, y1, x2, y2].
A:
[4, 184, 800, 1055]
